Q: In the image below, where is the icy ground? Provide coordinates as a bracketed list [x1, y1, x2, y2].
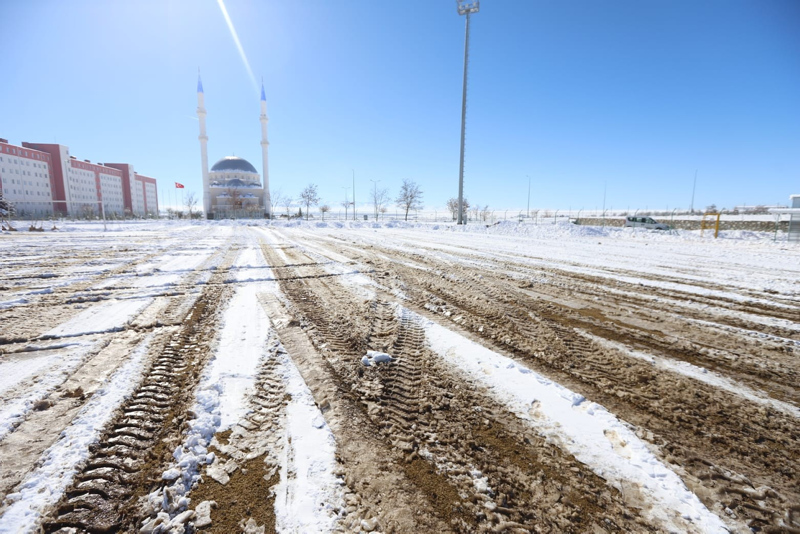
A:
[0, 219, 797, 533]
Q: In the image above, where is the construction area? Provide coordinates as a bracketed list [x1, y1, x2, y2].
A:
[0, 220, 798, 533]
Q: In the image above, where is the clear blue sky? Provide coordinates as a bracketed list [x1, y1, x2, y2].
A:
[1, 0, 798, 213]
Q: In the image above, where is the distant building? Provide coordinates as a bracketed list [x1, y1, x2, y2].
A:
[196, 74, 271, 218]
[208, 156, 267, 214]
[104, 163, 159, 216]
[0, 138, 158, 217]
[770, 195, 800, 243]
[0, 140, 54, 218]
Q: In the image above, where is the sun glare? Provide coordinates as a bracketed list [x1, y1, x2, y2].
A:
[216, 0, 258, 94]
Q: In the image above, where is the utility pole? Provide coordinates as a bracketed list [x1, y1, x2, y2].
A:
[602, 181, 607, 228]
[690, 170, 697, 213]
[352, 169, 356, 221]
[370, 179, 381, 220]
[456, 0, 479, 225]
[526, 175, 531, 218]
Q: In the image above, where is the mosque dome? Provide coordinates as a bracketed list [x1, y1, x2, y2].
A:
[210, 156, 258, 174]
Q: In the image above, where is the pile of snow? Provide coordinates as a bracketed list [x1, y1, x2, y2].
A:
[360, 351, 395, 366]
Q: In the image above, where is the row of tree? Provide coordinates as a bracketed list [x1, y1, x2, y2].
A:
[273, 179, 424, 221]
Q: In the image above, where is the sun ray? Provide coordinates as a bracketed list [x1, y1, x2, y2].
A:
[216, 0, 258, 94]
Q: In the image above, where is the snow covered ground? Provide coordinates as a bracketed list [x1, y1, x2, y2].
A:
[0, 219, 797, 533]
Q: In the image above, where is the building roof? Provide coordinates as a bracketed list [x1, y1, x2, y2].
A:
[210, 156, 258, 174]
[769, 208, 800, 215]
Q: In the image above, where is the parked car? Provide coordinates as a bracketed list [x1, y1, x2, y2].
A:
[624, 216, 669, 230]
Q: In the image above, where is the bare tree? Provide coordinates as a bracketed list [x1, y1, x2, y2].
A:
[340, 199, 350, 220]
[395, 179, 423, 221]
[80, 204, 97, 219]
[299, 184, 320, 221]
[226, 187, 243, 211]
[270, 189, 284, 217]
[319, 204, 330, 221]
[446, 197, 469, 221]
[480, 204, 491, 222]
[245, 203, 261, 217]
[184, 192, 198, 218]
[470, 204, 480, 221]
[281, 196, 293, 218]
[371, 186, 390, 220]
[446, 198, 458, 220]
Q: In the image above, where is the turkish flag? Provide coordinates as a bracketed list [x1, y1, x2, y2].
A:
[175, 182, 185, 189]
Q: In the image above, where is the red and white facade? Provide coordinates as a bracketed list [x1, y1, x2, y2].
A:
[0, 138, 158, 217]
[0, 140, 55, 217]
[104, 164, 159, 216]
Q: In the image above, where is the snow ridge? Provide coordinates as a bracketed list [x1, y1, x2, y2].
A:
[0, 334, 154, 534]
[410, 308, 730, 533]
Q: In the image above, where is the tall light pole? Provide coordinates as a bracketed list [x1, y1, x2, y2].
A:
[690, 169, 697, 214]
[456, 0, 479, 225]
[352, 169, 356, 221]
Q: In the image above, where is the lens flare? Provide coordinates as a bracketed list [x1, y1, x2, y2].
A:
[217, 0, 258, 94]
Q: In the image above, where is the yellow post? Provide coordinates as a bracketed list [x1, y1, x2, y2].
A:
[701, 211, 721, 238]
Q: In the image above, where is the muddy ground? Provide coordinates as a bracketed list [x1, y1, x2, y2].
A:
[0, 223, 797, 533]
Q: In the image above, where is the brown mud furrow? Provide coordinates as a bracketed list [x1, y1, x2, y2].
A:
[0, 250, 178, 342]
[348, 238, 800, 400]
[283, 232, 798, 532]
[265, 233, 662, 533]
[41, 244, 238, 534]
[362, 251, 799, 532]
[386, 239, 800, 323]
[459, 265, 799, 401]
[0, 236, 228, 346]
[163, 344, 288, 534]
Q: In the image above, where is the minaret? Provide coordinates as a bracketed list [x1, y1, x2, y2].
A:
[197, 72, 211, 217]
[259, 80, 271, 218]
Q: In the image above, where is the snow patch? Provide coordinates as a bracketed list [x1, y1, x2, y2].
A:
[0, 340, 101, 442]
[0, 335, 153, 533]
[410, 308, 729, 533]
[44, 297, 153, 338]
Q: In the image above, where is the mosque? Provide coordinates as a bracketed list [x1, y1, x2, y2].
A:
[196, 74, 271, 218]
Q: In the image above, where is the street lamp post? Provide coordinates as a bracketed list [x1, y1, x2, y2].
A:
[370, 179, 381, 220]
[526, 175, 531, 218]
[456, 0, 479, 225]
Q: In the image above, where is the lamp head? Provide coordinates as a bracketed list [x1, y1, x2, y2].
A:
[456, 0, 479, 15]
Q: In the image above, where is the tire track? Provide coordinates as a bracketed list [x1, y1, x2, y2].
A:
[357, 248, 799, 532]
[264, 232, 660, 533]
[42, 245, 237, 533]
[143, 341, 288, 534]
